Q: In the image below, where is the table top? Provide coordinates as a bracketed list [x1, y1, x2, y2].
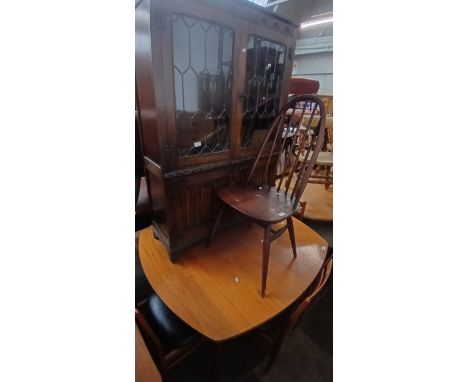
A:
[138, 218, 327, 342]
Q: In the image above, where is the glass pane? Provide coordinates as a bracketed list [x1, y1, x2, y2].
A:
[172, 13, 233, 157]
[241, 35, 286, 148]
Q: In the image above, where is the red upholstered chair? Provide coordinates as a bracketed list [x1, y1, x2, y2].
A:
[289, 78, 320, 96]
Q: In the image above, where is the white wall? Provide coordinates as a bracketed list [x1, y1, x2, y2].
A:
[292, 52, 333, 96]
[293, 35, 333, 96]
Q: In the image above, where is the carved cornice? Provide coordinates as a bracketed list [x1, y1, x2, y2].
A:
[192, 0, 297, 37]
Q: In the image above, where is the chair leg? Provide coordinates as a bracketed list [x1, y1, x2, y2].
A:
[261, 224, 272, 297]
[287, 217, 297, 258]
[211, 342, 222, 382]
[208, 204, 226, 247]
[263, 347, 281, 374]
[325, 165, 331, 190]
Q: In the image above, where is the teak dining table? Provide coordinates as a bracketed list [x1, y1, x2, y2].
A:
[138, 217, 328, 342]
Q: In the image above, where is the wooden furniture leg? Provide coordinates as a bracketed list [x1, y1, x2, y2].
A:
[286, 217, 297, 258]
[325, 166, 331, 190]
[208, 204, 226, 246]
[261, 224, 272, 297]
[211, 342, 222, 382]
[264, 340, 282, 374]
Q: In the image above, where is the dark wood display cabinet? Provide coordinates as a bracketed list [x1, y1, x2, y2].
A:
[135, 0, 298, 260]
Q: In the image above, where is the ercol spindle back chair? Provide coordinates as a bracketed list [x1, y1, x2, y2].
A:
[209, 95, 326, 297]
[253, 255, 333, 373]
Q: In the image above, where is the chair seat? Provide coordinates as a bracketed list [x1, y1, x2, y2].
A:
[218, 185, 299, 223]
[144, 293, 198, 351]
[316, 151, 333, 165]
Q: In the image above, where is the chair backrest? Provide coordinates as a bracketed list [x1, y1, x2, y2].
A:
[307, 255, 333, 301]
[136, 323, 163, 382]
[246, 94, 327, 208]
[285, 255, 333, 335]
[135, 304, 168, 378]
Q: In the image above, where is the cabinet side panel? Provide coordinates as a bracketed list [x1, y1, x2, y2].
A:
[147, 171, 168, 238]
[136, 0, 161, 163]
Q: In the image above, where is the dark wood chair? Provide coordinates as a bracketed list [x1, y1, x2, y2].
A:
[209, 95, 327, 297]
[253, 255, 333, 373]
[135, 293, 206, 382]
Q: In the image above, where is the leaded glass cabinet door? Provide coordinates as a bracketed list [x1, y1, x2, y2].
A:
[171, 13, 235, 163]
[241, 35, 287, 149]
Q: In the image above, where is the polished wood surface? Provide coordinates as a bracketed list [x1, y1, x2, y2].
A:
[136, 323, 162, 382]
[217, 185, 299, 223]
[139, 218, 327, 342]
[278, 172, 332, 222]
[302, 182, 333, 221]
